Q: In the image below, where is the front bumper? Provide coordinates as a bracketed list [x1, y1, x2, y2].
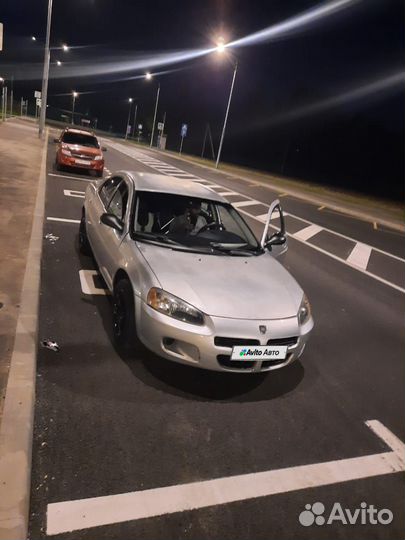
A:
[58, 154, 104, 171]
[136, 300, 313, 373]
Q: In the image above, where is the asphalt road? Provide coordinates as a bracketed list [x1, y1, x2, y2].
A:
[28, 137, 405, 539]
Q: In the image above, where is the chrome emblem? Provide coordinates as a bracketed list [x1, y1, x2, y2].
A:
[259, 325, 267, 334]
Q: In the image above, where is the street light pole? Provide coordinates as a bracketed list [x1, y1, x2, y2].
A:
[125, 98, 133, 139]
[150, 83, 160, 148]
[132, 104, 138, 138]
[38, 0, 53, 138]
[215, 60, 237, 169]
[71, 91, 77, 125]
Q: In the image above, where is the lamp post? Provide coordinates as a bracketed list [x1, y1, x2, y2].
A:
[132, 103, 138, 138]
[125, 98, 133, 139]
[71, 91, 78, 125]
[214, 39, 238, 169]
[146, 72, 160, 148]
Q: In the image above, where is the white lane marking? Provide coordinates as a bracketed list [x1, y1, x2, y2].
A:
[347, 242, 372, 270]
[47, 420, 404, 536]
[79, 270, 108, 295]
[63, 189, 85, 199]
[47, 217, 80, 224]
[49, 173, 93, 182]
[293, 224, 323, 241]
[255, 212, 289, 223]
[239, 208, 405, 294]
[233, 200, 262, 208]
[217, 191, 239, 196]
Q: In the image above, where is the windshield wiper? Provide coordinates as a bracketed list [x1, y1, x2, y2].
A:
[134, 232, 182, 246]
[209, 242, 260, 256]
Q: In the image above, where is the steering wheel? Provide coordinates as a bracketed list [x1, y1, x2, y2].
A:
[195, 222, 224, 234]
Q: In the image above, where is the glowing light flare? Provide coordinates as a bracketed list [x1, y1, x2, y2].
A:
[229, 0, 361, 48]
[145, 72, 152, 80]
[62, 44, 69, 52]
[72, 91, 78, 98]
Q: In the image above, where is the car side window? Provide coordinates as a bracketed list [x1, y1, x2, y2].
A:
[99, 177, 121, 208]
[107, 180, 129, 221]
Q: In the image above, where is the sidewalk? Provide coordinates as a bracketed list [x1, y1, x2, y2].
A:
[0, 118, 44, 421]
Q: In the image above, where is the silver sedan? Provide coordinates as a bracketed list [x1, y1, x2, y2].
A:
[80, 171, 314, 373]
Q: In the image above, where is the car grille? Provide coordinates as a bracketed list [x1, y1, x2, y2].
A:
[267, 337, 298, 346]
[214, 336, 298, 348]
[217, 356, 255, 369]
[214, 337, 260, 348]
[71, 152, 93, 160]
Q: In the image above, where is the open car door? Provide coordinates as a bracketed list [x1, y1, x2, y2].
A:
[260, 199, 288, 257]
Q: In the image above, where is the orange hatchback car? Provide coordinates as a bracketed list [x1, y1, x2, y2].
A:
[54, 128, 107, 177]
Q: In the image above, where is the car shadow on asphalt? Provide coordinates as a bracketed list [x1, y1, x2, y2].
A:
[77, 244, 305, 403]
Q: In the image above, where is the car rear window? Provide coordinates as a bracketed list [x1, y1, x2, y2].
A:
[61, 132, 99, 148]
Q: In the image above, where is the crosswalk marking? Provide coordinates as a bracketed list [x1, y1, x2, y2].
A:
[347, 242, 372, 270]
[293, 224, 323, 241]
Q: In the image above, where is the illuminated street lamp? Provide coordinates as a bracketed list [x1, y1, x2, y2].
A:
[62, 43, 69, 52]
[71, 91, 78, 125]
[56, 60, 62, 66]
[146, 72, 160, 148]
[214, 38, 238, 169]
[31, 36, 37, 41]
[125, 98, 133, 139]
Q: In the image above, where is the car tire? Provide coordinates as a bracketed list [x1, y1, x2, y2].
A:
[96, 169, 103, 178]
[55, 160, 62, 172]
[112, 278, 137, 352]
[79, 211, 92, 256]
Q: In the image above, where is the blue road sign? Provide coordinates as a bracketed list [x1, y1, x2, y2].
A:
[181, 123, 188, 138]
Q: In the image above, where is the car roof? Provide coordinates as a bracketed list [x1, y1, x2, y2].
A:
[63, 127, 96, 137]
[123, 171, 228, 202]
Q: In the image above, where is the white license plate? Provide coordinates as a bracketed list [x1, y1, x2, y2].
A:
[231, 345, 287, 361]
[75, 158, 90, 165]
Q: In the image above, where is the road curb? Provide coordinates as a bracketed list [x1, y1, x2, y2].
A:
[0, 130, 48, 540]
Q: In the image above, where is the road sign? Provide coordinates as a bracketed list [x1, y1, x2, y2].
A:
[126, 124, 132, 134]
[157, 122, 164, 131]
[0, 23, 3, 51]
[181, 123, 188, 138]
[36, 98, 42, 108]
[34, 91, 41, 98]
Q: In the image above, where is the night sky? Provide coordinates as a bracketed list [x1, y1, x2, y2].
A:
[1, 0, 404, 200]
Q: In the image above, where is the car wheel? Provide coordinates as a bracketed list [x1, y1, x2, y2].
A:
[113, 278, 137, 352]
[96, 169, 103, 178]
[55, 160, 62, 172]
[79, 211, 92, 255]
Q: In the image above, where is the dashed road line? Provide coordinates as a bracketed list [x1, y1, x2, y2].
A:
[46, 420, 404, 536]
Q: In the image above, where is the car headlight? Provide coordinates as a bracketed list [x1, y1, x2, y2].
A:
[298, 294, 311, 325]
[61, 148, 71, 156]
[147, 288, 204, 325]
[94, 155, 103, 161]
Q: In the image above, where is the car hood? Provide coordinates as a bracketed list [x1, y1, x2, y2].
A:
[138, 244, 303, 319]
[63, 143, 101, 157]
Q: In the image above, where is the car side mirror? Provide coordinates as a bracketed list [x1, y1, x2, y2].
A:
[266, 232, 286, 249]
[101, 147, 107, 152]
[100, 213, 124, 233]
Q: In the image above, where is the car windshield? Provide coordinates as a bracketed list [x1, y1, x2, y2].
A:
[133, 191, 261, 255]
[61, 132, 99, 148]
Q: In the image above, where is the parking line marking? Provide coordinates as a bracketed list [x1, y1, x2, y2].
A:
[217, 191, 239, 196]
[79, 270, 108, 295]
[46, 420, 404, 536]
[233, 200, 261, 208]
[347, 242, 372, 270]
[63, 189, 85, 199]
[373, 221, 378, 230]
[278, 192, 288, 197]
[47, 217, 80, 224]
[293, 224, 323, 241]
[318, 205, 326, 211]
